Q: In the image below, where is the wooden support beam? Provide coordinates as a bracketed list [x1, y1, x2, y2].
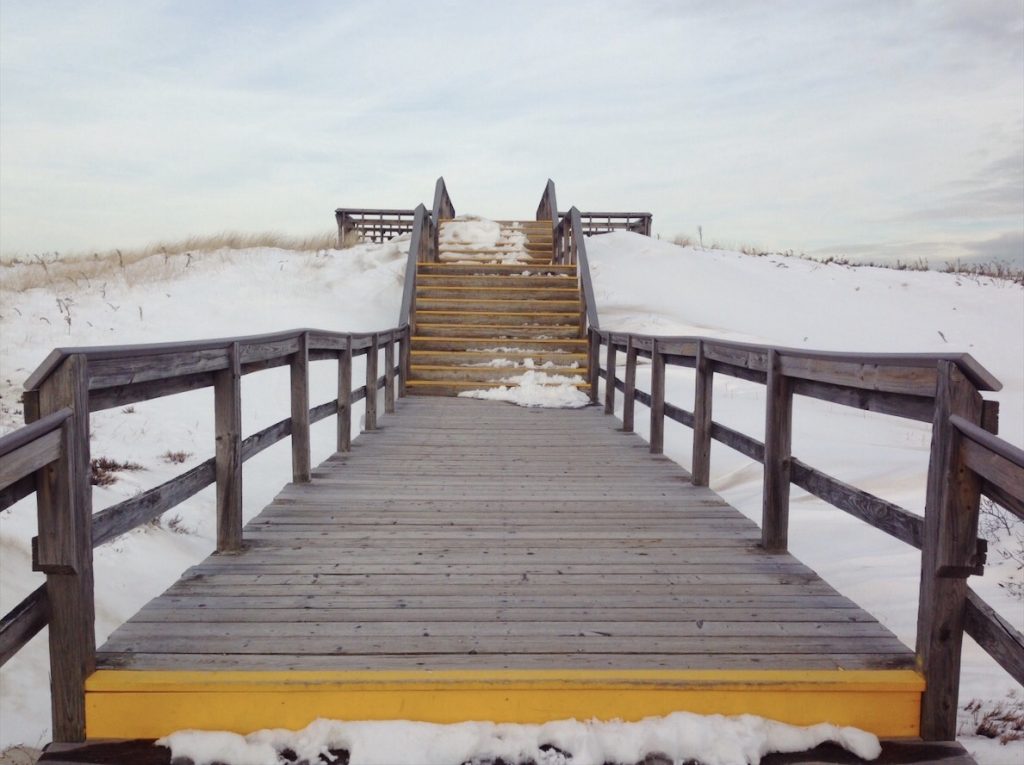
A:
[622, 336, 637, 433]
[34, 354, 92, 742]
[649, 339, 665, 454]
[398, 326, 410, 398]
[917, 361, 983, 741]
[587, 330, 600, 404]
[692, 340, 713, 487]
[604, 342, 617, 415]
[290, 333, 311, 483]
[365, 335, 379, 431]
[762, 349, 793, 552]
[214, 342, 243, 553]
[384, 338, 396, 414]
[338, 336, 352, 452]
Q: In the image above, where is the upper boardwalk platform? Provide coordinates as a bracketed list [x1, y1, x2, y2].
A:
[87, 397, 921, 738]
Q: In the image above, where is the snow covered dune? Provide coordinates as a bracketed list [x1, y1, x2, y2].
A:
[587, 232, 1024, 761]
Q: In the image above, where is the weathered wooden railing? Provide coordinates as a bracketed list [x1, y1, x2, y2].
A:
[590, 328, 1022, 739]
[431, 176, 455, 256]
[0, 325, 408, 741]
[560, 211, 653, 236]
[398, 203, 436, 383]
[536, 179, 560, 261]
[335, 208, 417, 245]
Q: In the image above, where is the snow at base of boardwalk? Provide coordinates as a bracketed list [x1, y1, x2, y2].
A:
[458, 370, 590, 408]
[157, 713, 881, 765]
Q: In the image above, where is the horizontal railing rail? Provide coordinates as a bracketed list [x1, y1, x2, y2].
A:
[335, 208, 417, 245]
[559, 210, 653, 236]
[589, 327, 1019, 740]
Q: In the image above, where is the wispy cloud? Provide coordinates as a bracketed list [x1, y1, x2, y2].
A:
[1, 0, 1021, 262]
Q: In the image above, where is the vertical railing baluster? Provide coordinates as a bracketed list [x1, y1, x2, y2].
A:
[290, 332, 311, 483]
[365, 334, 379, 430]
[622, 335, 637, 432]
[338, 334, 352, 452]
[761, 349, 793, 551]
[649, 339, 665, 454]
[384, 333, 396, 414]
[691, 340, 713, 486]
[33, 354, 92, 742]
[604, 338, 617, 415]
[587, 329, 600, 404]
[917, 360, 984, 740]
[214, 342, 243, 552]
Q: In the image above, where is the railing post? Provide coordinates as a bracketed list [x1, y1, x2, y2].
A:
[762, 349, 793, 551]
[691, 340, 713, 486]
[384, 333, 396, 414]
[587, 329, 600, 404]
[338, 335, 352, 452]
[365, 334, 379, 430]
[622, 335, 637, 432]
[214, 342, 243, 552]
[398, 325, 410, 398]
[917, 360, 984, 740]
[604, 339, 617, 415]
[649, 339, 665, 454]
[33, 354, 92, 742]
[290, 332, 311, 483]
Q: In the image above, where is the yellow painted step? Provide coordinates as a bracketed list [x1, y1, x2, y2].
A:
[85, 668, 924, 738]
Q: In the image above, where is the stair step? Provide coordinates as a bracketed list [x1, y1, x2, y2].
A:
[415, 287, 580, 300]
[410, 337, 587, 352]
[416, 299, 580, 313]
[413, 324, 583, 339]
[417, 263, 575, 276]
[416, 274, 576, 288]
[409, 365, 586, 383]
[406, 379, 591, 397]
[411, 350, 588, 366]
[415, 311, 579, 327]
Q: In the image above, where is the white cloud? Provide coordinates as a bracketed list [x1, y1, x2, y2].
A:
[1, 0, 1021, 260]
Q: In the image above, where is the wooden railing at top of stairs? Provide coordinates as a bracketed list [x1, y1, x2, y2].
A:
[2, 177, 1021, 745]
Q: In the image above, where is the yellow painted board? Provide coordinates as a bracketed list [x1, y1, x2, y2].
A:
[85, 669, 922, 739]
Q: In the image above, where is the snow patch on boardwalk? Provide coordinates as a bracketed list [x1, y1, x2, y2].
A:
[458, 370, 590, 408]
[158, 713, 881, 765]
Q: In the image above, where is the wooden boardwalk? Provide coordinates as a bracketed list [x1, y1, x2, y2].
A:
[87, 397, 922, 738]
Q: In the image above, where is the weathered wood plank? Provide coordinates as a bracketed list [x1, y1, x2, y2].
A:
[213, 342, 242, 553]
[964, 587, 1024, 685]
[0, 585, 48, 667]
[290, 332, 311, 483]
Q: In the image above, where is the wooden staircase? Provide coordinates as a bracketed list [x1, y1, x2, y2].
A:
[407, 219, 590, 397]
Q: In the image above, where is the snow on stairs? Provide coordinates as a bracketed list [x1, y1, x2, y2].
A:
[408, 219, 589, 397]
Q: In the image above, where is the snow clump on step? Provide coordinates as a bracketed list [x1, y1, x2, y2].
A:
[458, 370, 590, 408]
[157, 712, 882, 765]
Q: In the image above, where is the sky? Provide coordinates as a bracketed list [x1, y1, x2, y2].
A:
[1, 0, 1022, 265]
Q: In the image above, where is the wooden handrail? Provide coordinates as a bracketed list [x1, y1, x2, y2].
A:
[536, 179, 559, 261]
[559, 211, 653, 236]
[5, 323, 407, 741]
[431, 177, 455, 258]
[335, 208, 417, 245]
[589, 323, 1019, 741]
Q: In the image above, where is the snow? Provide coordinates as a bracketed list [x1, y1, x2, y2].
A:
[2, 227, 1022, 761]
[438, 215, 532, 264]
[157, 713, 881, 765]
[0, 239, 407, 749]
[458, 370, 590, 409]
[585, 231, 1024, 762]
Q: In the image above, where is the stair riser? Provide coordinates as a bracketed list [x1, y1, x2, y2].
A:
[417, 264, 575, 276]
[406, 381, 591, 396]
[417, 300, 581, 313]
[411, 352, 587, 366]
[416, 276, 576, 289]
[410, 367, 587, 383]
[413, 325, 584, 339]
[416, 290, 579, 302]
[416, 312, 580, 327]
[409, 338, 588, 352]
